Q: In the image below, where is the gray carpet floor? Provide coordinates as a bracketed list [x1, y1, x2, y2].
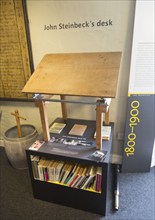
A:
[0, 147, 154, 220]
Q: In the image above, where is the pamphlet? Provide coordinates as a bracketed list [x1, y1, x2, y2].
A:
[29, 140, 45, 151]
[49, 122, 66, 134]
[69, 124, 87, 136]
[88, 151, 107, 162]
[94, 126, 111, 140]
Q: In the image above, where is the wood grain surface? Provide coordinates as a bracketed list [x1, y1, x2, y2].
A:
[23, 52, 121, 98]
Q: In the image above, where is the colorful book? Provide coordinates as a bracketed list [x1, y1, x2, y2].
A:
[75, 166, 88, 188]
[61, 164, 73, 184]
[96, 167, 102, 192]
[64, 163, 78, 184]
[59, 163, 70, 183]
[68, 165, 81, 187]
[81, 166, 96, 189]
[77, 166, 91, 189]
[71, 167, 84, 188]
[42, 160, 51, 182]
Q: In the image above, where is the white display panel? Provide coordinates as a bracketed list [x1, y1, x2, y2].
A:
[122, 1, 155, 172]
[26, 1, 130, 67]
[128, 1, 154, 94]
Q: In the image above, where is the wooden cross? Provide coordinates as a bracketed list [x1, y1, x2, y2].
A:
[11, 110, 26, 138]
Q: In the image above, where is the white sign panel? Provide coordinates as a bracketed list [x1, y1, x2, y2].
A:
[123, 1, 155, 172]
[26, 1, 129, 67]
[128, 1, 155, 94]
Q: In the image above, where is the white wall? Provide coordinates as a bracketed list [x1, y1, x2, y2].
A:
[26, 0, 133, 66]
[0, 0, 136, 163]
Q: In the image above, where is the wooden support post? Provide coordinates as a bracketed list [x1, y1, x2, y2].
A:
[102, 98, 111, 125]
[95, 98, 111, 150]
[96, 104, 103, 150]
[105, 109, 110, 125]
[35, 100, 50, 142]
[60, 95, 67, 121]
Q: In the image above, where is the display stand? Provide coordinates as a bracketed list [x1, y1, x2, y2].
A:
[122, 1, 154, 172]
[22, 52, 122, 215]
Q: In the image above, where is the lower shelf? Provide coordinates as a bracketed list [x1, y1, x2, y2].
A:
[31, 155, 102, 193]
[32, 179, 107, 215]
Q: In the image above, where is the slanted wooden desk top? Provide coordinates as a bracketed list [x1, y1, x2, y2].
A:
[22, 52, 121, 98]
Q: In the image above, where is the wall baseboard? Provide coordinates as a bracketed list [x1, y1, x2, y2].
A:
[111, 152, 155, 167]
[151, 143, 155, 167]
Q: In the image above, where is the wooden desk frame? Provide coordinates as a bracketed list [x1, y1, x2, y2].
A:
[34, 95, 111, 150]
[22, 52, 122, 150]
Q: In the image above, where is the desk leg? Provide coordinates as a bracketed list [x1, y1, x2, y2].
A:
[60, 95, 68, 121]
[96, 105, 103, 150]
[105, 109, 110, 125]
[35, 100, 50, 142]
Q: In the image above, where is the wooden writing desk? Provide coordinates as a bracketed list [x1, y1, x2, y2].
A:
[22, 52, 122, 150]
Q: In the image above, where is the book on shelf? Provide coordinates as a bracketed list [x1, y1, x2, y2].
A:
[92, 176, 97, 191]
[71, 166, 84, 188]
[55, 161, 65, 182]
[69, 124, 87, 136]
[96, 167, 102, 192]
[49, 122, 66, 134]
[74, 166, 88, 188]
[94, 126, 111, 140]
[77, 166, 91, 189]
[47, 160, 55, 181]
[38, 158, 46, 181]
[68, 165, 81, 187]
[61, 163, 73, 184]
[64, 163, 78, 185]
[43, 160, 51, 182]
[59, 163, 70, 183]
[81, 166, 96, 189]
[85, 175, 96, 189]
[51, 160, 64, 182]
[31, 155, 40, 179]
[48, 160, 57, 182]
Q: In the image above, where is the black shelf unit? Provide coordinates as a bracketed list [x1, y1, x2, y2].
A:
[26, 118, 113, 216]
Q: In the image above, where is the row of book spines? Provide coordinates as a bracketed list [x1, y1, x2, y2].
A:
[36, 164, 102, 192]
[37, 167, 102, 193]
[31, 156, 102, 193]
